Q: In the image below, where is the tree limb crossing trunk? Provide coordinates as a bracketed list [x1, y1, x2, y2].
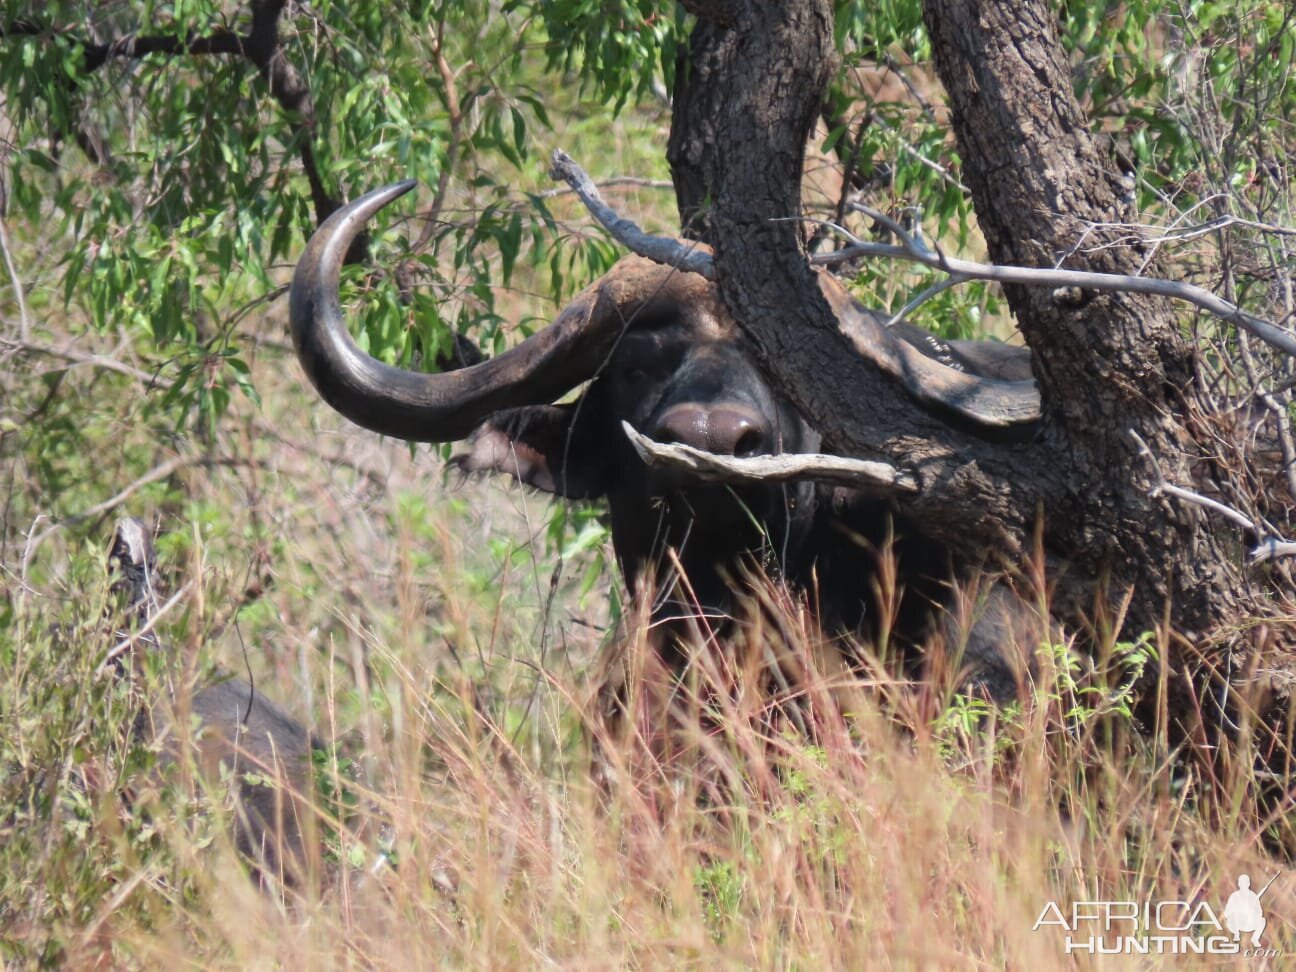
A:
[920, 0, 1254, 645]
[666, 0, 1280, 704]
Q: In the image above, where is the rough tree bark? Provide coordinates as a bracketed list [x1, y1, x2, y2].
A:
[666, 0, 1281, 708]
[666, 0, 1056, 562]
[918, 0, 1249, 647]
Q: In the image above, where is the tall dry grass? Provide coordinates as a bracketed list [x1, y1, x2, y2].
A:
[7, 506, 1295, 969]
[3, 295, 1293, 970]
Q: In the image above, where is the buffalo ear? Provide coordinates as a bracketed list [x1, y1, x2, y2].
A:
[453, 404, 608, 499]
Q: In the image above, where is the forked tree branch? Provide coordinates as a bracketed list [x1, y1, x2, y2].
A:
[549, 151, 1296, 359]
[4, 2, 339, 225]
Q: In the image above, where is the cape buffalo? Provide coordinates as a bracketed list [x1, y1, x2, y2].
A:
[109, 518, 319, 887]
[289, 182, 1043, 710]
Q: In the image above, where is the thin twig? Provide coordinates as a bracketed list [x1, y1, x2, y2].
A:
[0, 213, 29, 340]
[2, 337, 173, 389]
[249, 417, 391, 493]
[23, 455, 258, 555]
[15, 513, 48, 618]
[1155, 477, 1258, 533]
[867, 112, 969, 193]
[537, 176, 675, 199]
[809, 207, 1296, 359]
[1089, 211, 1296, 246]
[1129, 429, 1256, 531]
[1128, 429, 1296, 564]
[411, 24, 464, 255]
[99, 581, 194, 672]
[883, 274, 967, 328]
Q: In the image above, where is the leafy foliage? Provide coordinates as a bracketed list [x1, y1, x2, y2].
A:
[532, 0, 684, 111]
[0, 0, 647, 440]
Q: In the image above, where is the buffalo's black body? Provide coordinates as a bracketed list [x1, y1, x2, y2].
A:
[458, 298, 1028, 696]
[290, 183, 1041, 714]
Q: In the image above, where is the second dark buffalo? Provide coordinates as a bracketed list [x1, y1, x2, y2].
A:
[109, 518, 319, 888]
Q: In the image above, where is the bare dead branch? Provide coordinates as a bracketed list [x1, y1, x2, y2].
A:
[1128, 429, 1296, 566]
[813, 206, 1296, 359]
[548, 150, 714, 278]
[1251, 540, 1296, 564]
[1089, 211, 1296, 249]
[623, 421, 918, 493]
[552, 151, 1294, 359]
[537, 176, 675, 199]
[1254, 384, 1296, 502]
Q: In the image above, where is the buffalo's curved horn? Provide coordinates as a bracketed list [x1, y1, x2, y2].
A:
[291, 182, 702, 442]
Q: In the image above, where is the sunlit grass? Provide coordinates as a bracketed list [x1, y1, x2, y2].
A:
[4, 510, 1295, 968]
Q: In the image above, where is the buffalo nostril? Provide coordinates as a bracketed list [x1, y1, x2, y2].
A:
[733, 426, 765, 458]
[651, 408, 709, 449]
[708, 408, 771, 457]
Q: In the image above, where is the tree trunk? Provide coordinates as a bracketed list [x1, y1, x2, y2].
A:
[667, 1, 1053, 560]
[666, 0, 1275, 701]
[918, 0, 1257, 643]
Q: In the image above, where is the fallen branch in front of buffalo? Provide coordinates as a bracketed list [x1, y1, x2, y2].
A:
[623, 422, 918, 493]
[548, 150, 1296, 359]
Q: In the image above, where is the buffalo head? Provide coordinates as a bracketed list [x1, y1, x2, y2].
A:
[290, 182, 1039, 691]
[290, 184, 824, 611]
